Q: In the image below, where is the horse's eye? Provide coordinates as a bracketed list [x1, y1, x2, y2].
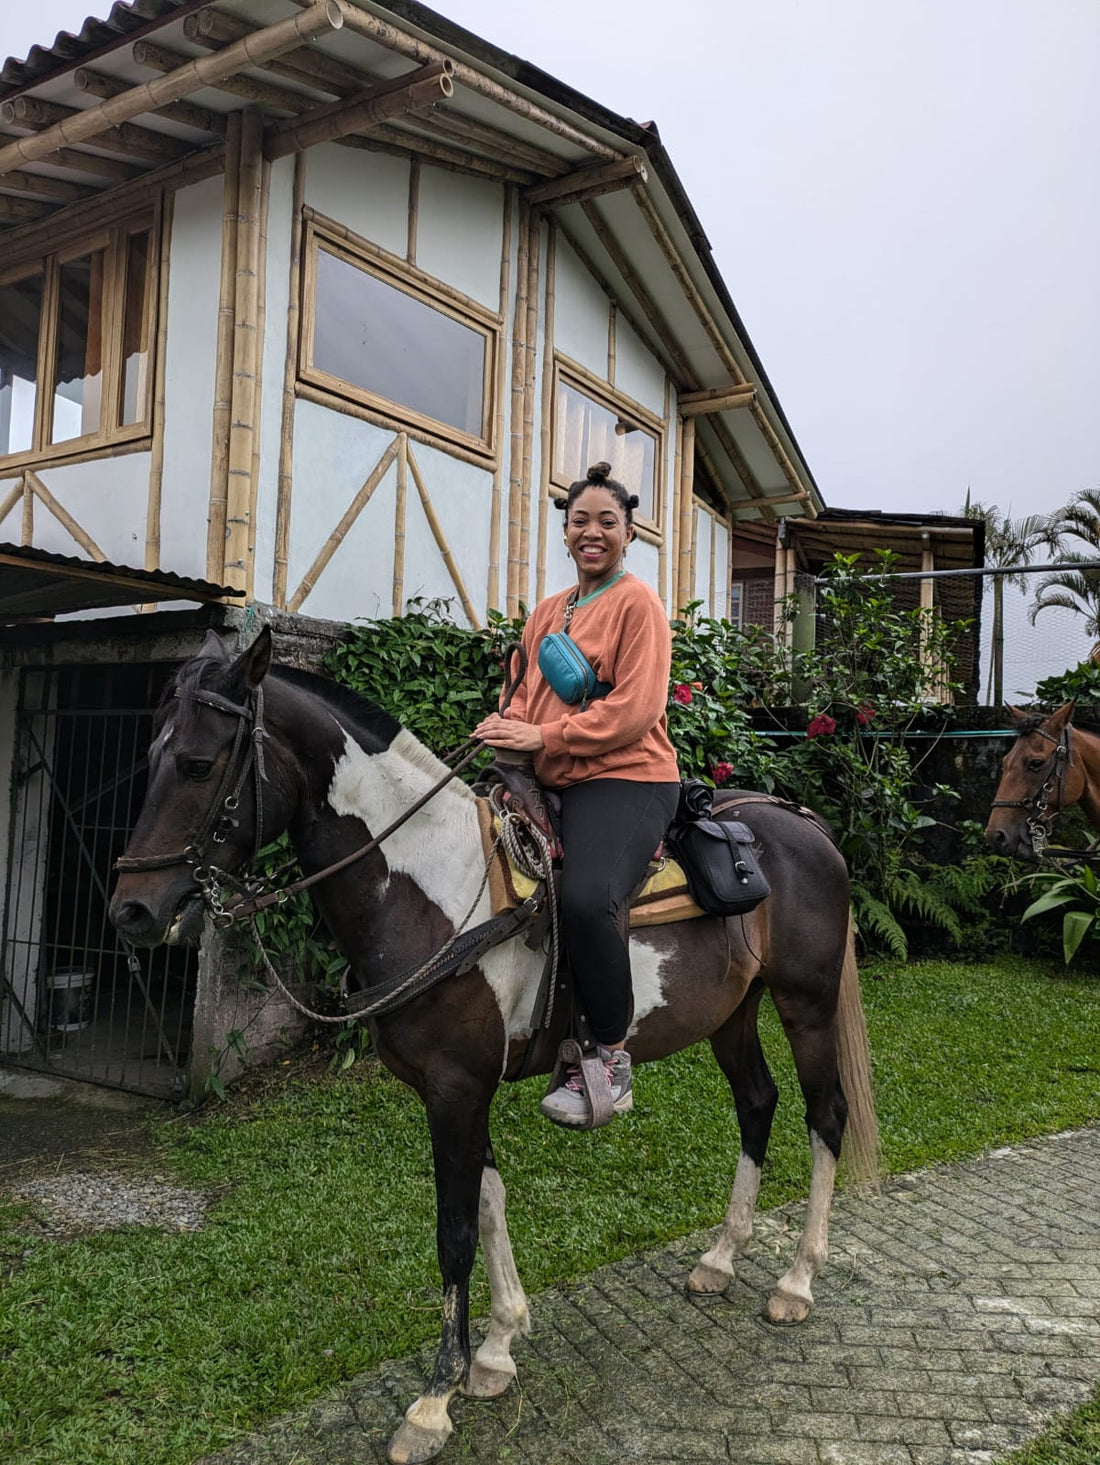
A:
[1026, 758, 1045, 772]
[184, 758, 214, 780]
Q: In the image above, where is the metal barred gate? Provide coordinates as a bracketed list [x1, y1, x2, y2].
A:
[0, 662, 196, 1098]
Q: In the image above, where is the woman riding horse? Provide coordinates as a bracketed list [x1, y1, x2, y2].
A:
[474, 460, 679, 1129]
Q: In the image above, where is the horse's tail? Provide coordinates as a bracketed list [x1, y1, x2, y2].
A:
[836, 915, 882, 1189]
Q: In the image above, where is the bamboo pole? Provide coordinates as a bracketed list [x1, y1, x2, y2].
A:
[74, 66, 226, 137]
[407, 444, 481, 629]
[224, 108, 264, 591]
[247, 155, 271, 601]
[607, 303, 617, 389]
[332, 5, 621, 162]
[206, 112, 241, 583]
[142, 190, 174, 609]
[393, 432, 408, 616]
[0, 96, 190, 165]
[0, 198, 51, 224]
[273, 151, 305, 610]
[21, 476, 33, 544]
[0, 2, 346, 175]
[709, 506, 717, 617]
[675, 416, 695, 614]
[487, 188, 512, 612]
[1, 170, 94, 202]
[518, 213, 540, 605]
[423, 108, 567, 177]
[24, 469, 106, 559]
[7, 147, 140, 184]
[407, 157, 420, 265]
[0, 477, 24, 526]
[131, 39, 318, 116]
[678, 385, 757, 415]
[506, 202, 531, 617]
[338, 124, 531, 186]
[264, 64, 455, 162]
[288, 437, 399, 612]
[535, 220, 556, 604]
[184, 7, 367, 95]
[525, 156, 646, 209]
[659, 383, 676, 606]
[0, 148, 222, 266]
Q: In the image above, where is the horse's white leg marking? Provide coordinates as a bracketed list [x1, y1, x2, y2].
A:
[466, 1166, 530, 1398]
[388, 1291, 461, 1463]
[764, 1130, 836, 1325]
[687, 1153, 762, 1294]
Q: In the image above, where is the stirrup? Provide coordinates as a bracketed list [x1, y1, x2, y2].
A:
[544, 1037, 616, 1130]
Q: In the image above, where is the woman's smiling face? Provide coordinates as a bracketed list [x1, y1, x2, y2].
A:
[564, 485, 634, 586]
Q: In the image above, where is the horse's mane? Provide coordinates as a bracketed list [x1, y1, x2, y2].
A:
[162, 654, 403, 752]
[268, 664, 403, 749]
[1014, 712, 1053, 737]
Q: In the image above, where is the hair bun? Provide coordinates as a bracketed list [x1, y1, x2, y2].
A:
[586, 461, 612, 484]
[626, 493, 640, 511]
[553, 494, 568, 512]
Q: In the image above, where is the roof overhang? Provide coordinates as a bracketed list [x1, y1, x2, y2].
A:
[0, 542, 241, 622]
[0, 0, 824, 525]
[787, 509, 985, 576]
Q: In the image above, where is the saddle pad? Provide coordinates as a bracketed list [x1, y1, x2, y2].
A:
[476, 798, 706, 928]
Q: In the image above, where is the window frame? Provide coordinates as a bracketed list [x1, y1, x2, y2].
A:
[549, 358, 664, 541]
[299, 215, 499, 459]
[0, 206, 159, 470]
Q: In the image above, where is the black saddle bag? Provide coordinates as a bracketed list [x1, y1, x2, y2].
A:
[668, 816, 771, 918]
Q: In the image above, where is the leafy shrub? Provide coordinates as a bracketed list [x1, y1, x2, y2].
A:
[1034, 657, 1100, 710]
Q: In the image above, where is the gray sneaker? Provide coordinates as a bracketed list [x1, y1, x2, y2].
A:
[540, 1046, 633, 1129]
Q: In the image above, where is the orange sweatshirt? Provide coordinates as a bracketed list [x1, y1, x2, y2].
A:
[503, 572, 680, 788]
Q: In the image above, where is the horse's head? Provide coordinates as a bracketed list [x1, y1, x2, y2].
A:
[984, 702, 1079, 860]
[109, 627, 275, 947]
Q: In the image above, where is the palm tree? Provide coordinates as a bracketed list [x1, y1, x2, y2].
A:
[961, 495, 1058, 706]
[1030, 488, 1100, 640]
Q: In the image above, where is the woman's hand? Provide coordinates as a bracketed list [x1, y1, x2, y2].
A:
[473, 713, 545, 752]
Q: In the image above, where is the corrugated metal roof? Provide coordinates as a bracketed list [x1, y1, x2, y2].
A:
[0, 1, 192, 96]
[0, 542, 241, 621]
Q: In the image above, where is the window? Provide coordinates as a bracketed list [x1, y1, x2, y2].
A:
[301, 219, 497, 454]
[730, 580, 744, 628]
[551, 365, 661, 529]
[0, 211, 156, 465]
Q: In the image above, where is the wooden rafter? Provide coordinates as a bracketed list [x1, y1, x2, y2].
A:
[0, 170, 97, 203]
[525, 156, 646, 209]
[183, 8, 369, 96]
[264, 62, 454, 162]
[131, 39, 318, 116]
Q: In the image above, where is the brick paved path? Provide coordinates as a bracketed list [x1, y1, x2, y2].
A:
[200, 1126, 1100, 1465]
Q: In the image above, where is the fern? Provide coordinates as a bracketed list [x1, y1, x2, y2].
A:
[851, 883, 908, 960]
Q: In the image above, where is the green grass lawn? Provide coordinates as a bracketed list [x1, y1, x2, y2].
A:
[2, 952, 1099, 1465]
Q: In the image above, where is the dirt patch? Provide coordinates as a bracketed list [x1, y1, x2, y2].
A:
[9, 1171, 208, 1239]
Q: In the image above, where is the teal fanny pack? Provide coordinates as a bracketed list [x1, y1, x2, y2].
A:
[537, 632, 611, 707]
[536, 570, 623, 709]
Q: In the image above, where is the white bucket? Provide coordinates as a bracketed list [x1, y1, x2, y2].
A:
[43, 967, 96, 1033]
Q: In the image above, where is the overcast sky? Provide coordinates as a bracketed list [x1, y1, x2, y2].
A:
[4, 0, 1098, 527]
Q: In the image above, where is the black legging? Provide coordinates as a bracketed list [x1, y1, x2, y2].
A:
[557, 778, 681, 1046]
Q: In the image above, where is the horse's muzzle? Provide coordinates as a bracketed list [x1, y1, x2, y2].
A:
[983, 822, 1037, 862]
[109, 890, 205, 947]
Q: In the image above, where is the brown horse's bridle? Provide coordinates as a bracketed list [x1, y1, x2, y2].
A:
[113, 684, 272, 922]
[990, 722, 1072, 858]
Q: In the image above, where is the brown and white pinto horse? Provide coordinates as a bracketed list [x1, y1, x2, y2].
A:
[109, 628, 878, 1465]
[985, 703, 1100, 860]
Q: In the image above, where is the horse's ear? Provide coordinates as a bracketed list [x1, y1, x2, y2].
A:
[1048, 701, 1076, 733]
[230, 626, 273, 689]
[1005, 704, 1028, 727]
[200, 629, 230, 662]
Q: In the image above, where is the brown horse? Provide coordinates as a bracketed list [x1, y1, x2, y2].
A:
[108, 627, 878, 1465]
[985, 702, 1100, 859]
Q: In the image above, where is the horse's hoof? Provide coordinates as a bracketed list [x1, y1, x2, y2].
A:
[388, 1413, 453, 1464]
[763, 1287, 812, 1326]
[687, 1261, 731, 1295]
[464, 1360, 516, 1399]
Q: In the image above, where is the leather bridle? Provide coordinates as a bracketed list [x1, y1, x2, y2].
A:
[990, 723, 1072, 858]
[113, 684, 271, 921]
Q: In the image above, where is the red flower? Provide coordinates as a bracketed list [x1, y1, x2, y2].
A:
[712, 761, 734, 786]
[672, 683, 694, 706]
[807, 712, 837, 739]
[856, 705, 876, 727]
